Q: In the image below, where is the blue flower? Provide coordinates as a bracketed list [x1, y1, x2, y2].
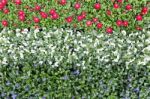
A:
[62, 75, 69, 80]
[133, 87, 140, 93]
[6, 81, 11, 86]
[1, 92, 6, 97]
[42, 96, 46, 99]
[123, 97, 130, 99]
[127, 76, 132, 82]
[72, 96, 75, 99]
[15, 83, 20, 89]
[25, 85, 30, 91]
[72, 70, 80, 75]
[12, 94, 17, 99]
[128, 84, 132, 88]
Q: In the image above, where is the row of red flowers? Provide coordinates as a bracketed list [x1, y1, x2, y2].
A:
[0, 0, 149, 33]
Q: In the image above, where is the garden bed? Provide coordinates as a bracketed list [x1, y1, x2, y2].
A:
[0, 27, 150, 98]
[0, 0, 150, 98]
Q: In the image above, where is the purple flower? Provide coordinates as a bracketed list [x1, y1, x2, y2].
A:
[123, 97, 130, 99]
[6, 96, 10, 99]
[62, 75, 68, 80]
[12, 94, 17, 99]
[15, 83, 20, 89]
[128, 84, 132, 88]
[72, 70, 80, 75]
[25, 85, 30, 91]
[133, 87, 140, 93]
[127, 76, 132, 82]
[99, 80, 103, 84]
[6, 81, 11, 86]
[33, 63, 38, 67]
[42, 96, 46, 99]
[1, 92, 6, 97]
[72, 96, 75, 99]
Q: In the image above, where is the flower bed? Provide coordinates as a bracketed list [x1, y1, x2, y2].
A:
[0, 0, 150, 98]
[0, 27, 150, 98]
[0, 0, 150, 33]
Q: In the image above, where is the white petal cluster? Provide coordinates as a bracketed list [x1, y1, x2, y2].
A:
[0, 28, 150, 68]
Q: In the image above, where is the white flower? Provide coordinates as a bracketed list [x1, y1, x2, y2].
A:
[34, 29, 39, 33]
[31, 50, 36, 53]
[121, 30, 126, 35]
[2, 57, 7, 65]
[19, 52, 24, 59]
[16, 28, 21, 32]
[39, 61, 43, 64]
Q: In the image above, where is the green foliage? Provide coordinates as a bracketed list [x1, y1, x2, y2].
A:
[0, 0, 150, 33]
[0, 27, 150, 98]
[0, 0, 150, 98]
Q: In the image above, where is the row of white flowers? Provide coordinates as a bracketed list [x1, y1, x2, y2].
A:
[0, 27, 150, 68]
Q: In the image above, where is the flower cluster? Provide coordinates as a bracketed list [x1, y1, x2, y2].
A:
[0, 27, 150, 98]
[0, 0, 150, 98]
[0, 0, 149, 33]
